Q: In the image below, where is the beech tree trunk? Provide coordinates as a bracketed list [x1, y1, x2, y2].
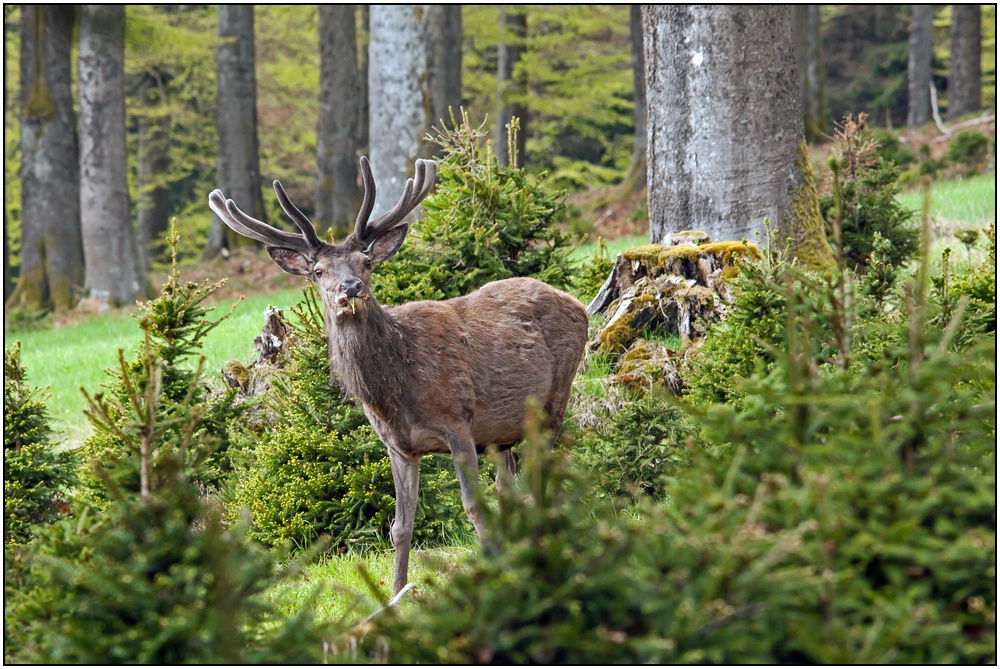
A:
[621, 4, 647, 194]
[79, 4, 145, 308]
[206, 5, 265, 259]
[949, 4, 982, 119]
[805, 6, 825, 139]
[316, 5, 362, 240]
[642, 5, 833, 270]
[495, 9, 527, 168]
[136, 72, 172, 273]
[368, 5, 432, 216]
[908, 5, 934, 127]
[424, 5, 462, 134]
[7, 6, 85, 312]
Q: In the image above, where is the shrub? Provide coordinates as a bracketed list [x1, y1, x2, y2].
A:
[818, 113, 919, 270]
[227, 286, 478, 551]
[871, 127, 916, 168]
[3, 343, 77, 546]
[77, 232, 242, 502]
[945, 129, 991, 175]
[372, 110, 580, 305]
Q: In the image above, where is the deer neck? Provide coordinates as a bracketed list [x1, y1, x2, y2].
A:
[326, 299, 410, 419]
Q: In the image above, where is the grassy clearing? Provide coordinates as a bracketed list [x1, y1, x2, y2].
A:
[6, 287, 306, 445]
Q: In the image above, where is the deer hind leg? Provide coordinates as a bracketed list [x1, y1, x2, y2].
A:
[494, 446, 517, 494]
[387, 449, 420, 596]
[446, 430, 487, 539]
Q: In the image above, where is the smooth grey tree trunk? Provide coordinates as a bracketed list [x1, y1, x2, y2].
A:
[805, 6, 824, 139]
[424, 4, 462, 134]
[79, 5, 145, 308]
[136, 73, 172, 273]
[206, 4, 265, 259]
[622, 4, 647, 194]
[316, 5, 362, 240]
[908, 5, 934, 127]
[643, 5, 833, 269]
[495, 9, 527, 168]
[359, 5, 370, 153]
[949, 4, 982, 119]
[368, 5, 432, 216]
[7, 6, 85, 312]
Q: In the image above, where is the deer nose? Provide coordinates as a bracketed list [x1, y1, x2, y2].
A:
[340, 278, 364, 297]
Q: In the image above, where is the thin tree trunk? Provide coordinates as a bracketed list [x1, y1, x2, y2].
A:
[949, 4, 982, 119]
[642, 5, 833, 270]
[908, 5, 934, 127]
[359, 5, 370, 153]
[206, 4, 265, 259]
[424, 4, 462, 135]
[316, 4, 362, 240]
[136, 72, 172, 273]
[79, 4, 145, 308]
[620, 4, 647, 195]
[7, 6, 85, 312]
[805, 5, 825, 140]
[495, 9, 527, 168]
[3, 8, 11, 302]
[368, 5, 432, 216]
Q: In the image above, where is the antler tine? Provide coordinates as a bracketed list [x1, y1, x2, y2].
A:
[208, 189, 311, 251]
[273, 180, 324, 249]
[354, 156, 377, 243]
[363, 159, 437, 241]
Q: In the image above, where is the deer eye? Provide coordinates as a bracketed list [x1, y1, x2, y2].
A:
[313, 268, 324, 278]
[364, 258, 373, 269]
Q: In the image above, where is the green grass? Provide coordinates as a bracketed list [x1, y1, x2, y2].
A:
[6, 286, 307, 446]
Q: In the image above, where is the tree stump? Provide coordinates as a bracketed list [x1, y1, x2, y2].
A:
[588, 232, 760, 357]
[222, 306, 299, 397]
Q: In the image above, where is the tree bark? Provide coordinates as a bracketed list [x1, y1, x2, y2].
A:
[907, 5, 934, 127]
[316, 5, 362, 241]
[424, 4, 462, 135]
[495, 9, 527, 168]
[642, 5, 834, 270]
[4, 8, 11, 303]
[79, 5, 145, 308]
[368, 5, 433, 216]
[805, 6, 825, 140]
[136, 72, 172, 273]
[359, 5, 370, 153]
[206, 4, 265, 259]
[7, 6, 85, 312]
[949, 4, 982, 119]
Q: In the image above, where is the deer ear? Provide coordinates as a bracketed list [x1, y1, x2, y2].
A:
[266, 246, 312, 276]
[365, 224, 409, 264]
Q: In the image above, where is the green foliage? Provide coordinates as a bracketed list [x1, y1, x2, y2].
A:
[3, 343, 77, 546]
[932, 222, 997, 347]
[228, 286, 478, 551]
[78, 232, 243, 501]
[945, 129, 992, 175]
[570, 236, 615, 303]
[818, 115, 919, 270]
[372, 112, 579, 305]
[871, 128, 916, 168]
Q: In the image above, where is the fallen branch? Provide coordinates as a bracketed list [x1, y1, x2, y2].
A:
[929, 82, 951, 138]
[362, 582, 416, 626]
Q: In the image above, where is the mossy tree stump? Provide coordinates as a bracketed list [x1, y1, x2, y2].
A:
[588, 232, 760, 357]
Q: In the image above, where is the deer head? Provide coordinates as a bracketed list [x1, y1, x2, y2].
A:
[208, 156, 437, 320]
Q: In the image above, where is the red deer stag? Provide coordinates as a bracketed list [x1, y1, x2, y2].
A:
[208, 157, 588, 594]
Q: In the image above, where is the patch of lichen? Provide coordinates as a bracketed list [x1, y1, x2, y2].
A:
[594, 292, 658, 356]
[787, 139, 836, 272]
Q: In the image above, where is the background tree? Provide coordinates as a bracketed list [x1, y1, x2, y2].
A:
[424, 5, 463, 135]
[367, 5, 432, 215]
[6, 6, 84, 312]
[495, 9, 527, 167]
[621, 4, 646, 194]
[794, 5, 825, 140]
[79, 5, 145, 308]
[206, 5, 264, 259]
[642, 5, 834, 269]
[908, 5, 934, 127]
[134, 71, 172, 273]
[949, 4, 983, 119]
[315, 5, 362, 240]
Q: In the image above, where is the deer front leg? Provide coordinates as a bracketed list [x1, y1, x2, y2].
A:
[387, 449, 420, 596]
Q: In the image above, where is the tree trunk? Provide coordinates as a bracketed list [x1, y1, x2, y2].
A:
[359, 5, 370, 153]
[642, 5, 834, 270]
[316, 5, 362, 241]
[3, 9, 11, 303]
[495, 9, 527, 168]
[424, 4, 462, 136]
[368, 5, 432, 216]
[620, 4, 647, 195]
[908, 5, 934, 127]
[949, 4, 982, 119]
[136, 72, 172, 273]
[206, 4, 265, 259]
[7, 6, 85, 312]
[79, 5, 145, 308]
[805, 6, 825, 140]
